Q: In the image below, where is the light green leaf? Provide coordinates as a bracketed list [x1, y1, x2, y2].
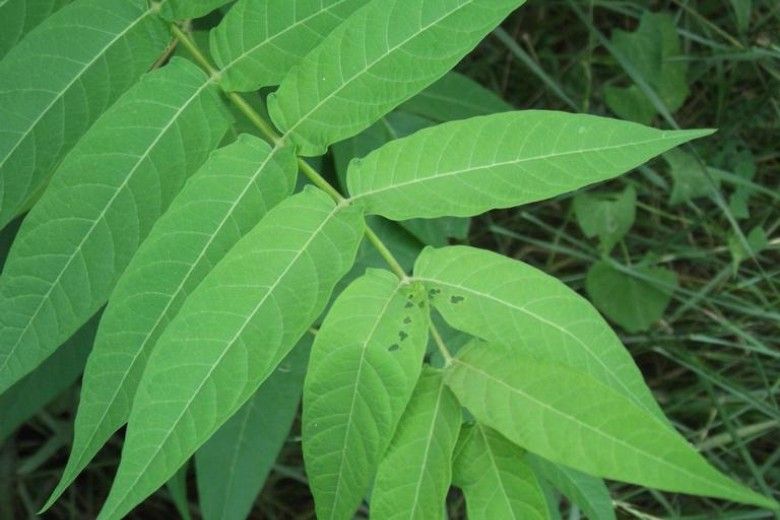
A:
[414, 245, 665, 419]
[605, 12, 689, 124]
[453, 424, 549, 520]
[0, 0, 169, 229]
[332, 111, 468, 247]
[0, 0, 71, 58]
[268, 0, 525, 156]
[347, 111, 713, 220]
[371, 368, 461, 520]
[586, 261, 678, 333]
[526, 454, 615, 520]
[304, 269, 429, 519]
[665, 149, 720, 205]
[0, 315, 97, 443]
[43, 136, 294, 509]
[444, 342, 776, 508]
[573, 185, 636, 253]
[196, 338, 310, 520]
[97, 187, 365, 520]
[0, 58, 231, 395]
[401, 71, 512, 122]
[211, 0, 372, 92]
[159, 0, 233, 21]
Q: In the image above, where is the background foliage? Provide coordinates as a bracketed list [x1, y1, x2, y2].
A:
[0, 0, 778, 518]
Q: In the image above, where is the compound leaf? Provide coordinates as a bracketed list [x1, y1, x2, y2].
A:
[0, 0, 71, 58]
[44, 136, 295, 508]
[414, 245, 665, 420]
[526, 454, 615, 520]
[0, 58, 231, 395]
[401, 71, 512, 122]
[211, 0, 372, 92]
[444, 342, 776, 509]
[268, 0, 525, 156]
[0, 0, 169, 229]
[453, 424, 549, 520]
[196, 338, 310, 520]
[97, 187, 365, 520]
[371, 368, 461, 520]
[303, 269, 429, 519]
[348, 111, 712, 219]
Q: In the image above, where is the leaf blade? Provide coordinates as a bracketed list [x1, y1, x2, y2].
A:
[0, 58, 231, 394]
[370, 368, 462, 520]
[44, 136, 295, 508]
[414, 245, 665, 420]
[303, 269, 429, 519]
[0, 0, 169, 229]
[445, 342, 776, 508]
[97, 187, 365, 519]
[268, 0, 525, 156]
[347, 111, 713, 219]
[453, 424, 550, 520]
[0, 0, 71, 58]
[196, 338, 309, 520]
[211, 0, 372, 92]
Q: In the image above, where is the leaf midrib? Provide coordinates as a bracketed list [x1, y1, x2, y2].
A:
[0, 76, 214, 385]
[406, 378, 447, 519]
[328, 281, 404, 518]
[281, 0, 477, 140]
[101, 203, 343, 518]
[476, 425, 518, 519]
[350, 134, 688, 202]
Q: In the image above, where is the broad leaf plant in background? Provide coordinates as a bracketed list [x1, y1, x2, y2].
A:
[0, 0, 776, 518]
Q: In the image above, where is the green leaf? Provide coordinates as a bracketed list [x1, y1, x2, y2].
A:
[401, 71, 512, 122]
[211, 0, 372, 92]
[159, 0, 234, 21]
[414, 245, 665, 419]
[586, 261, 678, 333]
[166, 462, 193, 520]
[444, 342, 776, 508]
[665, 149, 720, 205]
[97, 187, 365, 520]
[526, 454, 615, 520]
[604, 12, 689, 124]
[728, 226, 769, 271]
[196, 338, 309, 520]
[573, 185, 636, 253]
[0, 0, 169, 229]
[347, 111, 713, 220]
[0, 315, 97, 443]
[332, 111, 469, 247]
[43, 136, 295, 509]
[729, 0, 752, 32]
[303, 269, 429, 519]
[0, 57, 231, 395]
[268, 0, 525, 156]
[452, 424, 549, 520]
[371, 368, 461, 520]
[0, 0, 71, 58]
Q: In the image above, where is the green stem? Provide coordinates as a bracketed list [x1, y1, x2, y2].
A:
[169, 23, 408, 281]
[429, 323, 454, 365]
